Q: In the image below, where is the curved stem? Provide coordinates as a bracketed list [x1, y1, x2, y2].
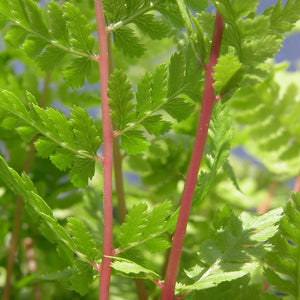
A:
[291, 173, 300, 205]
[3, 196, 23, 300]
[293, 174, 300, 194]
[94, 1, 113, 299]
[161, 12, 224, 299]
[24, 238, 41, 300]
[257, 182, 277, 215]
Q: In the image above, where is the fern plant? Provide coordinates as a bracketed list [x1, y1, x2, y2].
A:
[0, 0, 300, 299]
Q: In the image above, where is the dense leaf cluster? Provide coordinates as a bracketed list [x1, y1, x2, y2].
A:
[265, 194, 300, 297]
[0, 155, 97, 294]
[230, 69, 300, 179]
[0, 0, 96, 87]
[0, 90, 101, 187]
[108, 51, 199, 154]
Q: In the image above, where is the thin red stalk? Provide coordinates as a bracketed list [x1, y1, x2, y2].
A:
[94, 1, 113, 299]
[257, 182, 277, 215]
[161, 12, 224, 299]
[3, 73, 51, 300]
[3, 196, 23, 300]
[24, 238, 41, 300]
[290, 173, 300, 205]
[293, 174, 300, 194]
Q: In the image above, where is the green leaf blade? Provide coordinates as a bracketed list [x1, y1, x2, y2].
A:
[119, 203, 148, 249]
[70, 157, 95, 188]
[136, 72, 152, 117]
[168, 51, 186, 97]
[63, 57, 92, 89]
[67, 217, 98, 262]
[213, 53, 243, 95]
[48, 1, 69, 45]
[63, 3, 95, 54]
[108, 69, 135, 131]
[163, 98, 194, 122]
[70, 106, 101, 155]
[69, 261, 94, 296]
[265, 194, 300, 296]
[23, 0, 49, 37]
[36, 46, 67, 71]
[113, 27, 145, 58]
[111, 257, 159, 280]
[121, 130, 150, 155]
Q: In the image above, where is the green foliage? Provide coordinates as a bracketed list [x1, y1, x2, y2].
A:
[63, 2, 95, 54]
[0, 90, 101, 188]
[104, 0, 172, 57]
[264, 193, 300, 298]
[186, 276, 270, 300]
[118, 200, 175, 251]
[112, 26, 146, 58]
[111, 256, 159, 280]
[110, 201, 179, 280]
[0, 155, 98, 265]
[265, 0, 300, 34]
[229, 68, 300, 178]
[208, 0, 300, 87]
[167, 51, 186, 98]
[0, 0, 95, 87]
[177, 207, 283, 293]
[103, 0, 211, 57]
[108, 52, 195, 154]
[63, 57, 93, 89]
[67, 217, 98, 262]
[108, 69, 135, 131]
[213, 53, 243, 95]
[69, 260, 95, 296]
[194, 103, 233, 204]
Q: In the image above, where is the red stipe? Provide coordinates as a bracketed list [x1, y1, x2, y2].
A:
[291, 174, 300, 205]
[292, 174, 300, 194]
[94, 1, 114, 299]
[113, 130, 120, 137]
[96, 156, 104, 163]
[112, 248, 121, 255]
[93, 262, 101, 272]
[153, 280, 164, 289]
[215, 94, 222, 102]
[92, 55, 100, 62]
[161, 12, 224, 299]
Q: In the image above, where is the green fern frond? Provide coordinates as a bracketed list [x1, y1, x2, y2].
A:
[0, 90, 101, 188]
[229, 68, 300, 178]
[177, 207, 283, 294]
[264, 193, 300, 298]
[118, 200, 175, 252]
[0, 155, 98, 266]
[0, 0, 96, 86]
[109, 52, 196, 154]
